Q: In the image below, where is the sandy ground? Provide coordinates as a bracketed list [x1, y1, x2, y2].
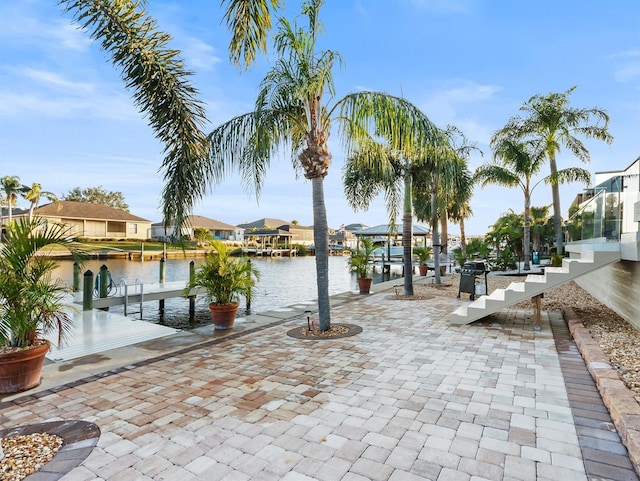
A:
[416, 273, 640, 404]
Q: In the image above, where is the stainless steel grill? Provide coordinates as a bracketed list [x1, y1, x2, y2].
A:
[460, 261, 487, 275]
[457, 261, 488, 300]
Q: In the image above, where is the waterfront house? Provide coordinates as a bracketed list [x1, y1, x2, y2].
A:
[24, 201, 152, 240]
[330, 223, 369, 251]
[566, 156, 640, 328]
[450, 156, 638, 325]
[238, 218, 314, 246]
[151, 215, 244, 242]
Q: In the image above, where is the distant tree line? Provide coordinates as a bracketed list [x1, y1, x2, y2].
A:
[62, 186, 129, 212]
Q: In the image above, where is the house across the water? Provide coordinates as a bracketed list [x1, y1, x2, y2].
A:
[24, 201, 152, 240]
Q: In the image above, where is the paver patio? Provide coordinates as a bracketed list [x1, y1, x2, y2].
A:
[0, 280, 638, 480]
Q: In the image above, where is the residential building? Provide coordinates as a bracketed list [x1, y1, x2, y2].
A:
[25, 201, 152, 240]
[151, 215, 244, 242]
[567, 156, 640, 329]
[238, 218, 314, 246]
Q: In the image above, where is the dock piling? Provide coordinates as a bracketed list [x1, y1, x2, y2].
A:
[159, 258, 166, 312]
[189, 260, 195, 322]
[73, 262, 80, 291]
[83, 270, 93, 311]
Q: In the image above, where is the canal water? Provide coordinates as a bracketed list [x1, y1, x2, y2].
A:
[53, 256, 403, 329]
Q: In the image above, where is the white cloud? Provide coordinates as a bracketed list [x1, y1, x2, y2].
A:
[615, 62, 640, 83]
[183, 38, 221, 71]
[0, 5, 89, 53]
[0, 90, 138, 121]
[45, 21, 91, 52]
[18, 68, 94, 93]
[418, 81, 500, 136]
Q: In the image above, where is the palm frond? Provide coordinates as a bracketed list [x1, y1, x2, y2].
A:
[61, 0, 210, 236]
[222, 0, 282, 68]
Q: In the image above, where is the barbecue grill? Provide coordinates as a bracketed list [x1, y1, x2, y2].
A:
[457, 261, 489, 300]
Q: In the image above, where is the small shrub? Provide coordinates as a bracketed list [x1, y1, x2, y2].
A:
[294, 244, 308, 256]
[551, 254, 564, 267]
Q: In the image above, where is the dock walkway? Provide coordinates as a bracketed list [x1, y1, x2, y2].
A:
[72, 280, 193, 310]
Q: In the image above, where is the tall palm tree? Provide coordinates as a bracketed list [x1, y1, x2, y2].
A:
[343, 118, 450, 297]
[442, 128, 480, 258]
[209, 1, 445, 328]
[411, 147, 466, 284]
[448, 182, 474, 259]
[1, 176, 25, 226]
[475, 138, 590, 270]
[23, 183, 58, 221]
[492, 86, 612, 254]
[61, 0, 209, 233]
[413, 127, 477, 283]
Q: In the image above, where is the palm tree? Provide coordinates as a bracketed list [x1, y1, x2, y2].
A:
[23, 183, 58, 221]
[486, 209, 525, 270]
[448, 186, 473, 259]
[475, 138, 590, 270]
[492, 86, 612, 254]
[60, 0, 209, 234]
[209, 1, 445, 327]
[343, 118, 450, 297]
[530, 205, 552, 254]
[413, 127, 477, 283]
[411, 149, 467, 284]
[442, 129, 480, 259]
[1, 176, 25, 227]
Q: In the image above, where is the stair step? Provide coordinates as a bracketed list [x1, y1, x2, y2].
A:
[448, 249, 620, 325]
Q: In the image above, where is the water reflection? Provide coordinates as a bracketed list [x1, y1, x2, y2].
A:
[54, 255, 403, 329]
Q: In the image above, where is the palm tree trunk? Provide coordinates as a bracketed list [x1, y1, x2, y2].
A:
[523, 195, 531, 271]
[431, 183, 441, 284]
[460, 219, 467, 258]
[402, 174, 414, 296]
[440, 216, 448, 254]
[533, 231, 542, 254]
[549, 153, 564, 255]
[311, 177, 331, 331]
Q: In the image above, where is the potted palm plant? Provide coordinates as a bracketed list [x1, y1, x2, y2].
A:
[0, 217, 84, 394]
[413, 246, 433, 276]
[185, 239, 259, 329]
[347, 237, 376, 294]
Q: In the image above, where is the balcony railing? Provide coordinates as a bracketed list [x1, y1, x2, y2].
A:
[566, 188, 621, 244]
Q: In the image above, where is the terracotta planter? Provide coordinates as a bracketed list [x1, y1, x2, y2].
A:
[357, 277, 373, 295]
[419, 265, 429, 276]
[208, 302, 239, 330]
[0, 341, 50, 394]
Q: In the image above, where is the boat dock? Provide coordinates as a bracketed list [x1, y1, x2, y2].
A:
[72, 280, 194, 310]
[240, 246, 297, 257]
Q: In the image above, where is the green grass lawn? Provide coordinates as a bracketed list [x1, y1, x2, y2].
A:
[79, 240, 199, 252]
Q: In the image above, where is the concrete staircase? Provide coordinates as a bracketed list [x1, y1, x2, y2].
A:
[449, 249, 621, 325]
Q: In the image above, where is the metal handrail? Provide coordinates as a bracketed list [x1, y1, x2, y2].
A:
[123, 278, 144, 319]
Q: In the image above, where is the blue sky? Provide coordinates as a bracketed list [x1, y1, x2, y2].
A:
[1, 0, 638, 236]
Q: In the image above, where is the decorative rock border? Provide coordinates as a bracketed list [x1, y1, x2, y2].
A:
[0, 420, 100, 480]
[564, 307, 640, 473]
[287, 323, 362, 340]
